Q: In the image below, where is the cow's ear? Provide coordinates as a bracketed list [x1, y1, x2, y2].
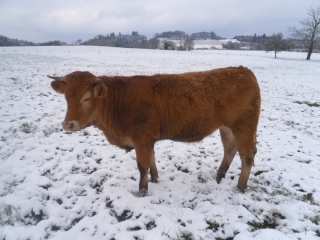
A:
[93, 82, 107, 98]
[51, 80, 66, 94]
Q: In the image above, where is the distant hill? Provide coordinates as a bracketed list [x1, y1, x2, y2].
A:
[39, 40, 68, 46]
[82, 33, 148, 48]
[0, 35, 67, 47]
[154, 31, 187, 40]
[82, 35, 119, 47]
[0, 35, 36, 46]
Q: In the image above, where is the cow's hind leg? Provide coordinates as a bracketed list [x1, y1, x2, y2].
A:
[216, 126, 237, 184]
[150, 149, 158, 183]
[232, 129, 257, 192]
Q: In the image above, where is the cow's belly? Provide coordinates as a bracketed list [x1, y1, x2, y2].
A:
[103, 131, 134, 150]
[162, 117, 220, 143]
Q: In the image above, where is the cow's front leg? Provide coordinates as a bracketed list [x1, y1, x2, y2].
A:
[135, 143, 154, 196]
[137, 162, 149, 196]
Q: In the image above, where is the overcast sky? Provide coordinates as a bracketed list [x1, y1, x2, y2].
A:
[1, 0, 319, 43]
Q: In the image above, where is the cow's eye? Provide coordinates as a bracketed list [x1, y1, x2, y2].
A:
[83, 98, 90, 103]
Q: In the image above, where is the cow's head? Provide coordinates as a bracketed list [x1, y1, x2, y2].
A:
[48, 71, 107, 131]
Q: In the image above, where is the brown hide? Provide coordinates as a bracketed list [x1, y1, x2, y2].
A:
[50, 66, 261, 195]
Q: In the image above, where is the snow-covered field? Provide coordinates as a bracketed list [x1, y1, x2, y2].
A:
[0, 46, 320, 240]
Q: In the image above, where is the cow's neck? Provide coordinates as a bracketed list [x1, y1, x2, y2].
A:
[92, 97, 110, 131]
[92, 83, 124, 145]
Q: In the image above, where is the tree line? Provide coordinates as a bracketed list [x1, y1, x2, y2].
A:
[81, 33, 195, 51]
[81, 31, 156, 49]
[1, 6, 319, 59]
[154, 30, 225, 40]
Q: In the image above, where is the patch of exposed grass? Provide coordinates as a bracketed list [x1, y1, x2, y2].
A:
[0, 205, 21, 226]
[247, 211, 285, 231]
[0, 214, 14, 226]
[260, 183, 292, 198]
[197, 172, 208, 183]
[247, 219, 276, 231]
[20, 122, 37, 134]
[251, 194, 263, 201]
[294, 101, 320, 107]
[178, 231, 194, 240]
[271, 189, 292, 197]
[205, 218, 220, 232]
[162, 229, 195, 240]
[254, 170, 269, 176]
[248, 180, 269, 194]
[309, 214, 320, 225]
[297, 159, 312, 164]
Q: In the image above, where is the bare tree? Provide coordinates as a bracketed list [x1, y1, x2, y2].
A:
[163, 40, 176, 50]
[222, 41, 241, 50]
[148, 38, 160, 49]
[184, 38, 194, 51]
[178, 39, 184, 50]
[265, 33, 287, 58]
[289, 6, 320, 60]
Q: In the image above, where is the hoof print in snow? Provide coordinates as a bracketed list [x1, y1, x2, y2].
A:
[24, 210, 46, 225]
[146, 220, 156, 230]
[128, 226, 142, 231]
[110, 209, 133, 222]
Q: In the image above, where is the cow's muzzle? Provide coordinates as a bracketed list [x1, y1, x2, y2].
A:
[62, 121, 80, 131]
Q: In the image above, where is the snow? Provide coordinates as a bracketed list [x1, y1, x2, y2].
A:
[0, 46, 320, 240]
[192, 39, 226, 50]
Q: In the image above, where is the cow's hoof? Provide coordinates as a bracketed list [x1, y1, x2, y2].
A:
[216, 174, 225, 184]
[151, 177, 158, 183]
[137, 189, 148, 197]
[237, 185, 247, 193]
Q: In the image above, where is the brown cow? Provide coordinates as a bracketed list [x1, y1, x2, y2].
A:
[48, 66, 260, 195]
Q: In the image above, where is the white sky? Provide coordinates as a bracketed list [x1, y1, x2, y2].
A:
[0, 0, 319, 43]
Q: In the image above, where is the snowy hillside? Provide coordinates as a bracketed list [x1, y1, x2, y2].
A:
[0, 46, 319, 240]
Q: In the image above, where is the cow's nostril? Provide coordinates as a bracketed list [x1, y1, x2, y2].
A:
[62, 122, 73, 131]
[62, 121, 79, 131]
